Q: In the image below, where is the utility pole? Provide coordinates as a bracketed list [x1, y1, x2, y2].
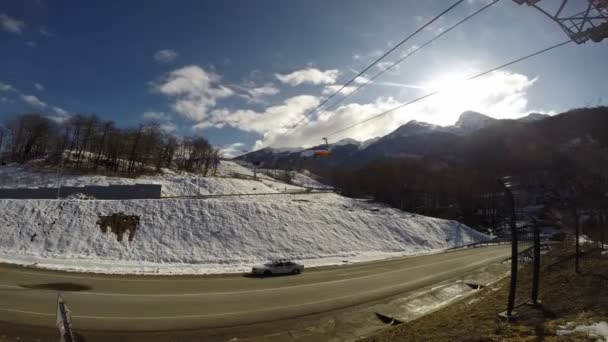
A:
[574, 204, 580, 273]
[531, 219, 541, 305]
[498, 177, 518, 320]
[601, 209, 606, 250]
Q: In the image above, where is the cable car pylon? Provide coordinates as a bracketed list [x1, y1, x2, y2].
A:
[513, 0, 608, 43]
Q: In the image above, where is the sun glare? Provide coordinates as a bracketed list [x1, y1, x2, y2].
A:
[426, 72, 470, 93]
[410, 69, 533, 126]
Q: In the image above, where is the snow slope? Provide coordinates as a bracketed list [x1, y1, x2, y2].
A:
[289, 170, 332, 189]
[0, 193, 488, 274]
[0, 160, 488, 274]
[0, 161, 302, 197]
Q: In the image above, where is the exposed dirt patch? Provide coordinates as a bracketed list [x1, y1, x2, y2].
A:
[96, 212, 140, 242]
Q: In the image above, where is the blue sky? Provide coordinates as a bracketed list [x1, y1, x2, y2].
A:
[1, 0, 607, 156]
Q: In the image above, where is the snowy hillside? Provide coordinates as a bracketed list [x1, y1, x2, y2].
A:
[0, 161, 308, 197]
[0, 196, 487, 275]
[0, 160, 488, 274]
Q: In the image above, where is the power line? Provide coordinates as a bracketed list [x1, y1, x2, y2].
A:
[323, 39, 572, 139]
[278, 0, 467, 141]
[322, 0, 501, 114]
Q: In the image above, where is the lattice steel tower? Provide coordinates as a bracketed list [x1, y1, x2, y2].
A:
[513, 0, 608, 43]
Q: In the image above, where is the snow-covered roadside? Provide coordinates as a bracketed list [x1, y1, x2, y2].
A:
[0, 249, 446, 275]
[0, 193, 488, 275]
[556, 321, 608, 340]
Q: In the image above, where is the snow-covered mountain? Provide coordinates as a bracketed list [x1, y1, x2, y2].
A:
[237, 110, 555, 168]
[452, 111, 498, 134]
[330, 137, 382, 150]
[518, 112, 551, 122]
[385, 120, 447, 139]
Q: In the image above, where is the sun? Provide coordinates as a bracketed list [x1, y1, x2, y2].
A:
[424, 71, 471, 93]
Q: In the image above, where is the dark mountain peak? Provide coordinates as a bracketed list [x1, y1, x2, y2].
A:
[388, 120, 441, 138]
[454, 111, 496, 132]
[518, 112, 550, 122]
[332, 138, 360, 147]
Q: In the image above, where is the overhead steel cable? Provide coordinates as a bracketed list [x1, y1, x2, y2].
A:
[322, 0, 501, 114]
[322, 39, 572, 140]
[278, 0, 467, 140]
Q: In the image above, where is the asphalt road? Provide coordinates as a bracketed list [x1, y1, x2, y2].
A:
[0, 245, 516, 332]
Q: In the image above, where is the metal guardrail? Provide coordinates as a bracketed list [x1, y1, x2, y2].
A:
[447, 240, 510, 250]
[161, 189, 335, 199]
[448, 238, 556, 251]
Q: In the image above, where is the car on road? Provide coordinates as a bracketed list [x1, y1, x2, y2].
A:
[251, 259, 304, 276]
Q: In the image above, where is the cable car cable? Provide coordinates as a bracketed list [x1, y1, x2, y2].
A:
[278, 0, 467, 140]
[322, 39, 572, 140]
[322, 0, 501, 114]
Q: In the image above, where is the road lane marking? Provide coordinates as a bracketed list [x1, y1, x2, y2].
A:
[0, 249, 509, 297]
[0, 254, 504, 321]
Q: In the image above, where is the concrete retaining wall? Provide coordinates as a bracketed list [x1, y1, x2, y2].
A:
[0, 184, 161, 199]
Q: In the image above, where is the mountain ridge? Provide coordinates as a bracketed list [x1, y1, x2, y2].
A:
[236, 109, 598, 170]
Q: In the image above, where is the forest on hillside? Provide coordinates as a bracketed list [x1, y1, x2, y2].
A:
[328, 107, 608, 234]
[0, 113, 220, 176]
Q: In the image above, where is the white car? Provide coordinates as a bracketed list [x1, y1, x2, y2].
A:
[251, 259, 304, 276]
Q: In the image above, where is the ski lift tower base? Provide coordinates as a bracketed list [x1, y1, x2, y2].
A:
[497, 310, 518, 322]
[497, 299, 545, 321]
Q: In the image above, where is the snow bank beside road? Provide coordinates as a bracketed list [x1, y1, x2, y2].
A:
[0, 193, 488, 274]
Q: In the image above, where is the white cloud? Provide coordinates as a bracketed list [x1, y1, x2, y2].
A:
[141, 111, 176, 132]
[264, 96, 405, 149]
[53, 106, 68, 115]
[154, 65, 233, 122]
[142, 111, 170, 121]
[21, 94, 46, 108]
[198, 95, 320, 149]
[322, 84, 356, 96]
[47, 107, 71, 123]
[354, 76, 370, 84]
[25, 41, 37, 48]
[235, 82, 280, 103]
[39, 26, 54, 37]
[369, 50, 384, 58]
[154, 49, 178, 64]
[376, 61, 400, 74]
[2, 82, 69, 117]
[248, 83, 280, 98]
[160, 122, 177, 133]
[220, 142, 246, 158]
[275, 68, 339, 86]
[0, 81, 14, 92]
[374, 81, 426, 90]
[214, 70, 541, 150]
[0, 13, 25, 34]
